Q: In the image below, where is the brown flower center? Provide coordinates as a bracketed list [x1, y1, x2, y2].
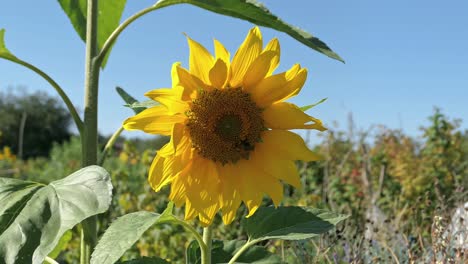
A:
[186, 88, 264, 164]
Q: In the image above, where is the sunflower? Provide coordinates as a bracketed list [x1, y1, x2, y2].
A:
[123, 27, 326, 226]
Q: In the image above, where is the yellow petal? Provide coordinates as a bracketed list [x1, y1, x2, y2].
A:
[262, 130, 323, 161]
[247, 151, 284, 206]
[180, 157, 221, 225]
[263, 38, 280, 76]
[251, 143, 301, 188]
[263, 102, 326, 131]
[169, 169, 189, 207]
[187, 35, 214, 84]
[148, 152, 185, 192]
[144, 87, 188, 114]
[176, 65, 209, 100]
[214, 38, 230, 64]
[158, 123, 186, 158]
[235, 160, 264, 217]
[243, 50, 278, 91]
[185, 199, 198, 221]
[251, 65, 307, 107]
[171, 62, 182, 87]
[123, 106, 185, 135]
[198, 203, 219, 227]
[209, 58, 228, 88]
[217, 164, 241, 225]
[230, 27, 263, 88]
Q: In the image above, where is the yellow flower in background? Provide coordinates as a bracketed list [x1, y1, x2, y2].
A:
[123, 27, 326, 226]
[0, 146, 16, 161]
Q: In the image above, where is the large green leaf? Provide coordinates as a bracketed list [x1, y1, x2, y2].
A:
[186, 240, 283, 264]
[91, 205, 175, 264]
[0, 178, 43, 234]
[0, 166, 112, 264]
[56, 0, 127, 67]
[242, 206, 348, 241]
[153, 0, 343, 62]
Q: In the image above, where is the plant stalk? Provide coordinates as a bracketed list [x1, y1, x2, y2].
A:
[201, 226, 213, 264]
[228, 239, 258, 264]
[80, 0, 100, 263]
[98, 126, 124, 166]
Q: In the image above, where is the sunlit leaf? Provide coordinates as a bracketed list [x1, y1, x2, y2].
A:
[242, 206, 348, 241]
[57, 0, 127, 67]
[153, 0, 343, 62]
[91, 203, 176, 264]
[0, 166, 112, 264]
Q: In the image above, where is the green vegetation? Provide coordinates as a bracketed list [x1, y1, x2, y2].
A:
[0, 90, 72, 159]
[1, 108, 466, 263]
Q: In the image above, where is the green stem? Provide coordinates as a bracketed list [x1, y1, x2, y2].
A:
[80, 0, 100, 263]
[44, 256, 59, 264]
[228, 239, 258, 264]
[98, 126, 124, 166]
[201, 226, 213, 264]
[171, 219, 206, 251]
[169, 218, 211, 263]
[95, 4, 162, 65]
[4, 58, 83, 134]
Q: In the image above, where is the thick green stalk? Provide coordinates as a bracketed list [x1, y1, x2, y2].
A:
[201, 226, 213, 264]
[80, 0, 100, 263]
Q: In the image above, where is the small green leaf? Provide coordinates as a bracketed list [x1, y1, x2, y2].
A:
[0, 166, 112, 264]
[116, 86, 158, 114]
[119, 257, 170, 264]
[153, 0, 343, 62]
[0, 29, 20, 62]
[91, 211, 172, 264]
[186, 240, 283, 264]
[242, 206, 348, 241]
[56, 0, 127, 68]
[300, 98, 327, 112]
[125, 100, 159, 112]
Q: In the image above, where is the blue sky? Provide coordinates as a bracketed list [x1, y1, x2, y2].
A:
[1, 0, 467, 139]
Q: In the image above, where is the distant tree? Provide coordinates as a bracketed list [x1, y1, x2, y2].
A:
[0, 90, 72, 159]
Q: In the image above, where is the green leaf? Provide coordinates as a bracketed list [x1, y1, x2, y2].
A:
[91, 211, 173, 264]
[300, 98, 327, 112]
[153, 0, 343, 62]
[0, 178, 43, 234]
[56, 0, 127, 68]
[116, 86, 158, 114]
[186, 240, 283, 264]
[242, 206, 348, 241]
[0, 166, 112, 264]
[119, 257, 170, 264]
[0, 29, 20, 62]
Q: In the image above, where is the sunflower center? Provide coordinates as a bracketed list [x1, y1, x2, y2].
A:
[187, 88, 264, 164]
